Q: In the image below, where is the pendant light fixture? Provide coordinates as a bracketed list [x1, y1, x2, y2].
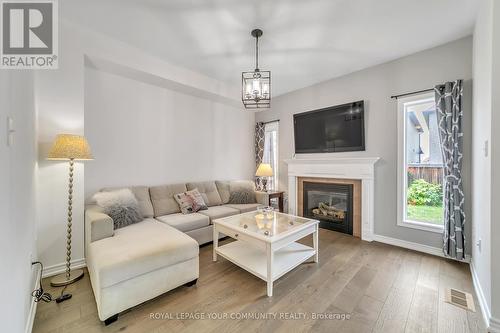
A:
[242, 29, 271, 109]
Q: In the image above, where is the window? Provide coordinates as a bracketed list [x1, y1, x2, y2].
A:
[262, 121, 279, 190]
[397, 92, 444, 232]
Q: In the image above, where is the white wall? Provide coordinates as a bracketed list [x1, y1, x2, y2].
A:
[35, 15, 250, 272]
[36, 20, 87, 276]
[256, 37, 473, 251]
[491, 1, 500, 327]
[84, 67, 254, 198]
[472, 0, 493, 325]
[0, 71, 37, 332]
[471, 0, 500, 330]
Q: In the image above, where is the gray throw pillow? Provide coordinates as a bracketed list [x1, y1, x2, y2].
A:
[228, 180, 257, 204]
[92, 189, 143, 229]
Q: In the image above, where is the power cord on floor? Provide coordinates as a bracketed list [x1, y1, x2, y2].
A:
[31, 261, 52, 303]
[31, 261, 72, 303]
[55, 285, 72, 303]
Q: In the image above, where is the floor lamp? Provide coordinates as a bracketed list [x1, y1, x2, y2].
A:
[47, 134, 93, 287]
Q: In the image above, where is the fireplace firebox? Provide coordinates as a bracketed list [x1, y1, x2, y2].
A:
[302, 181, 353, 235]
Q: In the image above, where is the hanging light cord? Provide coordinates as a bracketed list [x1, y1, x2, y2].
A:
[255, 34, 259, 71]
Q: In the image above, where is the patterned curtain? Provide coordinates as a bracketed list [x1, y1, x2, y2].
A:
[254, 122, 265, 190]
[435, 80, 465, 260]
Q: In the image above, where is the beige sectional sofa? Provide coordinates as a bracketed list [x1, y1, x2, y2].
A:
[85, 180, 267, 324]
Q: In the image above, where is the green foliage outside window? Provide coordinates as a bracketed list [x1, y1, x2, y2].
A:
[407, 179, 443, 206]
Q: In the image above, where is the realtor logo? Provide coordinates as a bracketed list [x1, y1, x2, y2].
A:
[1, 0, 58, 69]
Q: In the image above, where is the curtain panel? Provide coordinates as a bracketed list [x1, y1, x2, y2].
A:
[254, 122, 265, 190]
[435, 80, 465, 260]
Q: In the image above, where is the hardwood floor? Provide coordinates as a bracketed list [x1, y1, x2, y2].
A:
[33, 229, 486, 333]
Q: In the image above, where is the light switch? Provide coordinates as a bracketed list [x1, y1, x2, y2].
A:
[7, 116, 15, 147]
[484, 140, 489, 157]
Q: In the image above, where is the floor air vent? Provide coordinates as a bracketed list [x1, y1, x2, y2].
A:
[445, 288, 476, 312]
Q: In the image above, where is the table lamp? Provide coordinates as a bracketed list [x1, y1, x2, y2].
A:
[256, 163, 273, 192]
[47, 134, 93, 286]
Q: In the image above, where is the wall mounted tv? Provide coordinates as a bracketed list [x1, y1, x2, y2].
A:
[293, 101, 365, 153]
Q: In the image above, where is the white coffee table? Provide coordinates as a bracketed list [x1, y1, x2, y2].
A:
[213, 210, 319, 296]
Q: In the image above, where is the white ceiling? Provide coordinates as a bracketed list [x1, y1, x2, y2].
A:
[64, 0, 479, 96]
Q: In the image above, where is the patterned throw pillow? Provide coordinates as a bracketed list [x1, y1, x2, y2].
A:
[228, 180, 257, 204]
[174, 189, 208, 214]
[92, 189, 143, 229]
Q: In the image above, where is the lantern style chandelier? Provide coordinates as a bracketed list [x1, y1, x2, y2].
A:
[242, 29, 271, 109]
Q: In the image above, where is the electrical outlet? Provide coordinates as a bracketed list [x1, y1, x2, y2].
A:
[476, 239, 482, 252]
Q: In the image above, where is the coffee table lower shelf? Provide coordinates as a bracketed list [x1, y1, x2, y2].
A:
[215, 241, 315, 288]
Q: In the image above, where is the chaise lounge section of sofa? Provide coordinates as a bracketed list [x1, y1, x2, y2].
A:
[85, 180, 268, 324]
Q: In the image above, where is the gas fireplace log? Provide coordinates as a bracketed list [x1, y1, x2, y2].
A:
[313, 202, 346, 219]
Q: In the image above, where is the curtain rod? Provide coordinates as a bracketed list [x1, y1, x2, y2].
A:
[390, 88, 434, 99]
[260, 119, 280, 124]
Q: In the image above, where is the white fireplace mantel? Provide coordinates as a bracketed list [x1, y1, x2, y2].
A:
[284, 157, 380, 241]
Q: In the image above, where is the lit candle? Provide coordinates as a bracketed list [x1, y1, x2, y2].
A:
[262, 83, 269, 95]
[255, 213, 265, 229]
[245, 82, 253, 99]
[252, 78, 261, 97]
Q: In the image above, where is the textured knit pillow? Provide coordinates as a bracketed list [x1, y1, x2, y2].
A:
[174, 189, 208, 214]
[228, 180, 257, 204]
[92, 189, 143, 229]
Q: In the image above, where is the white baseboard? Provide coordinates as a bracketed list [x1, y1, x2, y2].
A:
[490, 317, 500, 333]
[371, 233, 470, 263]
[25, 264, 41, 333]
[372, 234, 444, 257]
[42, 258, 86, 278]
[470, 261, 500, 333]
[470, 261, 491, 330]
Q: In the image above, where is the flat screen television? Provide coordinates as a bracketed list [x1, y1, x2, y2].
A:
[293, 101, 365, 153]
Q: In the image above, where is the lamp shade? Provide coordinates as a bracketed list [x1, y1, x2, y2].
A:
[255, 163, 273, 177]
[47, 134, 93, 160]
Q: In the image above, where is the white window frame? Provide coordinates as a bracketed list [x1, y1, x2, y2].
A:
[264, 121, 279, 191]
[397, 92, 444, 233]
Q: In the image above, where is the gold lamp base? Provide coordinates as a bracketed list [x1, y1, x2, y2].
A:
[50, 269, 84, 287]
